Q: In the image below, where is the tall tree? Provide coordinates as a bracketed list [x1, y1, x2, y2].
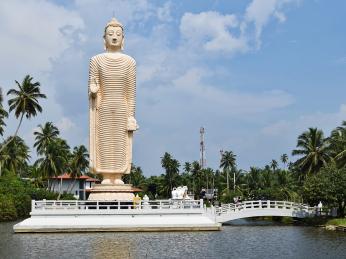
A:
[191, 160, 201, 195]
[0, 136, 30, 176]
[292, 128, 330, 176]
[161, 152, 180, 197]
[1, 75, 46, 152]
[270, 159, 278, 173]
[280, 154, 289, 169]
[34, 122, 60, 155]
[0, 88, 8, 137]
[329, 121, 346, 168]
[220, 150, 237, 191]
[65, 145, 89, 196]
[35, 138, 70, 189]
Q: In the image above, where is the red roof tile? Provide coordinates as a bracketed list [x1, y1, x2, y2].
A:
[51, 173, 99, 182]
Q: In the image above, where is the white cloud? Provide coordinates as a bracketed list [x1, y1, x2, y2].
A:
[172, 68, 294, 114]
[262, 104, 346, 137]
[180, 11, 248, 54]
[0, 0, 84, 78]
[157, 1, 173, 22]
[56, 117, 76, 132]
[245, 0, 298, 47]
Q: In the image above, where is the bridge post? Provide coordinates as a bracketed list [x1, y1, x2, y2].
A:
[267, 200, 270, 209]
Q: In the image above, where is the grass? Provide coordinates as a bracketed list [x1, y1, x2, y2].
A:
[326, 218, 346, 226]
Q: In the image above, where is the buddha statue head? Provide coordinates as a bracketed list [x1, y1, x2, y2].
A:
[103, 17, 124, 51]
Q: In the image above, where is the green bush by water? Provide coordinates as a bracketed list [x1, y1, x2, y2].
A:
[0, 174, 75, 221]
[327, 218, 346, 226]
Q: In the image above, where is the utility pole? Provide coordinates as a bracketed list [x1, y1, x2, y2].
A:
[200, 127, 206, 169]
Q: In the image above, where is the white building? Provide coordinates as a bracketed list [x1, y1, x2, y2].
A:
[50, 173, 100, 200]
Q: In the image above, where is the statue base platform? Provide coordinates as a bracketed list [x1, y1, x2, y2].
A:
[88, 184, 135, 201]
[13, 199, 221, 233]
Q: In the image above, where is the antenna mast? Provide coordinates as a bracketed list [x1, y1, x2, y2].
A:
[200, 127, 206, 169]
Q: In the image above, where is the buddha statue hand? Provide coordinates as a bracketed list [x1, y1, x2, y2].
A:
[89, 77, 99, 97]
[127, 116, 139, 131]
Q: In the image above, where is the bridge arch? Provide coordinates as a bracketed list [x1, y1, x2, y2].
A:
[210, 200, 315, 223]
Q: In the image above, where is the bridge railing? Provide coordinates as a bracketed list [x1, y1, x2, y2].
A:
[31, 199, 204, 213]
[216, 200, 315, 215]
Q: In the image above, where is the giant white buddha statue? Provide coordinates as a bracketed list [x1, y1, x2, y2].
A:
[88, 17, 138, 200]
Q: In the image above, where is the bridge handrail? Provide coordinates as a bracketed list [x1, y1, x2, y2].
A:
[216, 200, 315, 215]
[31, 199, 204, 212]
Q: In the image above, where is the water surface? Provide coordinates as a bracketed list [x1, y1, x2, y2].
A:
[1, 220, 345, 259]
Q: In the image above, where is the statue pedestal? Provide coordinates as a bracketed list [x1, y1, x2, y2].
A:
[88, 184, 135, 201]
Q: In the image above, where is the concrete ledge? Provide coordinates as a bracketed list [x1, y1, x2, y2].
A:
[14, 225, 221, 233]
[14, 212, 221, 233]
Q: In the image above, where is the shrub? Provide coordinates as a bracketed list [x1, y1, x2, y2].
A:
[0, 194, 17, 221]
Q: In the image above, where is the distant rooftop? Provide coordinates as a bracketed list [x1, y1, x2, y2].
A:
[51, 173, 99, 182]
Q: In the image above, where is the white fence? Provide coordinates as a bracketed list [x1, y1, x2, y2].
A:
[31, 199, 204, 214]
[216, 200, 314, 214]
[212, 200, 316, 223]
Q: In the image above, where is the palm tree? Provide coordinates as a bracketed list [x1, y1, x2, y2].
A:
[124, 165, 145, 188]
[34, 122, 60, 155]
[0, 136, 30, 176]
[191, 160, 201, 196]
[161, 152, 180, 197]
[184, 162, 191, 174]
[270, 159, 278, 173]
[1, 75, 46, 152]
[329, 121, 346, 168]
[292, 128, 330, 175]
[280, 154, 289, 169]
[246, 167, 263, 198]
[0, 88, 8, 137]
[66, 145, 89, 195]
[220, 150, 237, 191]
[35, 139, 70, 190]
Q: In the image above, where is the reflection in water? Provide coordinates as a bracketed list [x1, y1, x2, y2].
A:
[92, 236, 132, 259]
[1, 221, 346, 259]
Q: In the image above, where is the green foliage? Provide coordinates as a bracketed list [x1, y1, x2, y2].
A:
[0, 194, 17, 221]
[0, 174, 74, 221]
[292, 128, 330, 176]
[327, 218, 346, 226]
[303, 164, 346, 216]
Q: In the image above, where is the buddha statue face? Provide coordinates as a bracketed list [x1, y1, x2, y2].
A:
[104, 25, 124, 51]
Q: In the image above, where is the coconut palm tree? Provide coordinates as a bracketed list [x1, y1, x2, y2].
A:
[191, 160, 201, 196]
[35, 138, 70, 190]
[280, 154, 289, 169]
[0, 136, 30, 175]
[329, 121, 346, 168]
[1, 75, 46, 152]
[270, 159, 278, 173]
[220, 150, 237, 191]
[292, 128, 331, 175]
[66, 145, 89, 195]
[34, 122, 60, 155]
[161, 152, 180, 197]
[184, 162, 191, 174]
[0, 88, 8, 137]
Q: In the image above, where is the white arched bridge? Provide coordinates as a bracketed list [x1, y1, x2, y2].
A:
[208, 200, 315, 223]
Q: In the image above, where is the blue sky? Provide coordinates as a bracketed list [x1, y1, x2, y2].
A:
[0, 0, 345, 175]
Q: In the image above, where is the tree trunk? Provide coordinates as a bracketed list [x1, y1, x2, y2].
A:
[0, 113, 24, 153]
[226, 169, 229, 191]
[57, 177, 63, 200]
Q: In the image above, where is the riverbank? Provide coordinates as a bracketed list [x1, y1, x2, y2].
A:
[246, 216, 346, 232]
[0, 175, 75, 222]
[325, 218, 346, 232]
